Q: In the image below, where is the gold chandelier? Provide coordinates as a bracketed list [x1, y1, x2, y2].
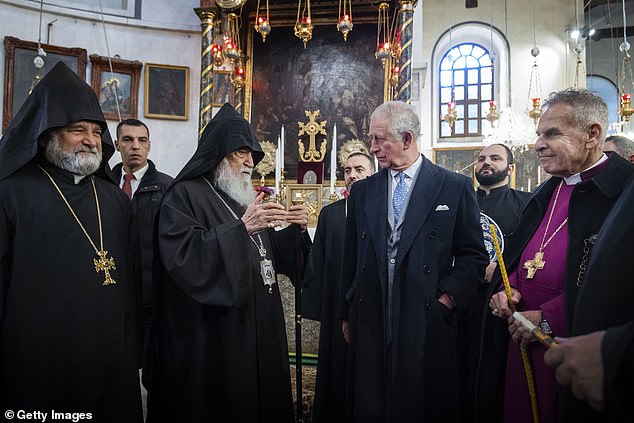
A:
[254, 0, 271, 42]
[223, 12, 242, 63]
[337, 0, 353, 41]
[294, 0, 313, 48]
[375, 2, 391, 63]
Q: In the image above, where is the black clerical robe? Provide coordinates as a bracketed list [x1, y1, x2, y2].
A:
[0, 161, 141, 422]
[477, 185, 532, 240]
[147, 177, 309, 423]
[302, 199, 348, 423]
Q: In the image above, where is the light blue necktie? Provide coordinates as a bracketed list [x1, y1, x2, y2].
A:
[392, 172, 408, 226]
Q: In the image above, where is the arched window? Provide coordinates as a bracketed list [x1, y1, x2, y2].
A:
[439, 43, 494, 138]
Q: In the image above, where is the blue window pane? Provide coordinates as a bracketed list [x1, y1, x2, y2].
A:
[468, 119, 479, 133]
[454, 70, 465, 85]
[441, 122, 451, 137]
[472, 45, 486, 58]
[454, 88, 465, 101]
[481, 67, 493, 83]
[456, 104, 464, 119]
[480, 55, 492, 67]
[441, 87, 453, 103]
[466, 56, 479, 68]
[468, 69, 479, 84]
[440, 58, 453, 70]
[454, 56, 466, 69]
[481, 101, 490, 115]
[440, 70, 453, 86]
[455, 120, 465, 134]
[481, 84, 492, 100]
[468, 85, 479, 99]
[459, 44, 473, 56]
[468, 104, 478, 118]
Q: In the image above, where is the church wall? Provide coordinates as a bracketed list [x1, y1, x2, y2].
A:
[413, 0, 579, 155]
[0, 0, 201, 177]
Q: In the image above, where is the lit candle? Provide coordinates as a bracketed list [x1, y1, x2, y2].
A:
[275, 137, 281, 195]
[330, 123, 337, 194]
[280, 125, 285, 170]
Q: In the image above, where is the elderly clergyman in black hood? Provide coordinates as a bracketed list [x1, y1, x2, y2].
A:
[146, 104, 311, 422]
[0, 62, 142, 421]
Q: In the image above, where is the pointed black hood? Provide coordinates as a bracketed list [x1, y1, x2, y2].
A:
[174, 103, 264, 183]
[0, 62, 115, 181]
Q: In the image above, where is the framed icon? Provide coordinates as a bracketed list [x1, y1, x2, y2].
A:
[90, 54, 142, 121]
[144, 63, 189, 120]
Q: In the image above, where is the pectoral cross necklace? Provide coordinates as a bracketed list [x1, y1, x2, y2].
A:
[204, 177, 276, 294]
[523, 181, 568, 279]
[39, 165, 117, 286]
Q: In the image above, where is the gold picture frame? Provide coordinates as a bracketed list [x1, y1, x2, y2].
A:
[212, 70, 234, 106]
[144, 63, 189, 120]
[285, 184, 323, 228]
[90, 54, 142, 121]
[3, 36, 87, 131]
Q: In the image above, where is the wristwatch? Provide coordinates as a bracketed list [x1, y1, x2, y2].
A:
[538, 315, 553, 335]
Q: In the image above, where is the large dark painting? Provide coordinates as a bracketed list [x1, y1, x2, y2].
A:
[249, 23, 384, 180]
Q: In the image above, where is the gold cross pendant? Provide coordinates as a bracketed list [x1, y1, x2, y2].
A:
[94, 250, 117, 286]
[523, 250, 545, 279]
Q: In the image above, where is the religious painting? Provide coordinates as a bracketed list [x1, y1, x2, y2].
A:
[432, 147, 480, 179]
[90, 54, 142, 121]
[213, 71, 234, 106]
[512, 145, 546, 192]
[144, 63, 189, 120]
[247, 22, 384, 181]
[2, 36, 87, 131]
[285, 184, 323, 228]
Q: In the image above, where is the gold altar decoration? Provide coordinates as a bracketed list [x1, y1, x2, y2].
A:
[211, 43, 224, 67]
[298, 110, 328, 162]
[255, 140, 277, 185]
[619, 39, 634, 122]
[232, 61, 246, 88]
[337, 0, 353, 42]
[621, 93, 634, 121]
[528, 97, 542, 126]
[254, 0, 271, 42]
[294, 0, 313, 48]
[526, 53, 542, 126]
[286, 184, 322, 228]
[338, 139, 370, 167]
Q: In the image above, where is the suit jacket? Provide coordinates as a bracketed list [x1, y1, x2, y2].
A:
[340, 155, 488, 423]
[474, 153, 634, 423]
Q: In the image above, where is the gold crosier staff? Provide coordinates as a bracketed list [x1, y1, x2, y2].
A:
[490, 225, 540, 423]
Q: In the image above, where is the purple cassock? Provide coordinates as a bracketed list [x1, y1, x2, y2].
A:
[502, 181, 573, 423]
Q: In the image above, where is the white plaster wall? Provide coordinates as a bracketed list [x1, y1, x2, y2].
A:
[0, 0, 201, 177]
[414, 0, 578, 155]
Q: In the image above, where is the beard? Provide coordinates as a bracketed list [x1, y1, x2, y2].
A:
[44, 134, 102, 176]
[476, 166, 509, 186]
[213, 158, 256, 208]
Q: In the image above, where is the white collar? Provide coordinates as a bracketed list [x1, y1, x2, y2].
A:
[563, 153, 608, 185]
[390, 154, 422, 180]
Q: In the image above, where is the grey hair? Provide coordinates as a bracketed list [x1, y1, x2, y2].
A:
[371, 101, 421, 142]
[605, 135, 634, 158]
[542, 89, 608, 142]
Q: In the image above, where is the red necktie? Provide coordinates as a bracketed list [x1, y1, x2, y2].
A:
[122, 173, 135, 199]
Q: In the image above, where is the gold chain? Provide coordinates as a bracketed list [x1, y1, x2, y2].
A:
[539, 181, 568, 252]
[38, 165, 117, 285]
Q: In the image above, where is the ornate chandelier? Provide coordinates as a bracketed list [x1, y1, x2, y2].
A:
[254, 0, 271, 42]
[294, 0, 313, 48]
[337, 0, 353, 41]
[375, 2, 391, 63]
[223, 12, 242, 63]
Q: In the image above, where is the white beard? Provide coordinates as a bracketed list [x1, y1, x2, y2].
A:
[44, 134, 102, 176]
[213, 158, 256, 207]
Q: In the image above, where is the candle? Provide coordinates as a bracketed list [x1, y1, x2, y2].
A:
[330, 124, 337, 194]
[275, 137, 281, 195]
[280, 125, 285, 169]
[537, 167, 541, 185]
[528, 178, 531, 192]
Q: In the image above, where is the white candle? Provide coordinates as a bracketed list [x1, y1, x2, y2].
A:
[330, 124, 337, 194]
[280, 125, 285, 169]
[528, 178, 531, 192]
[275, 137, 281, 195]
[537, 166, 541, 185]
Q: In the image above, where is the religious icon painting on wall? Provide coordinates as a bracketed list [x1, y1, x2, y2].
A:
[212, 71, 234, 106]
[2, 36, 87, 131]
[246, 22, 384, 181]
[144, 63, 189, 121]
[90, 54, 142, 121]
[432, 147, 480, 180]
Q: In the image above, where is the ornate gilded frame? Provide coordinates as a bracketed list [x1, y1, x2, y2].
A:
[144, 63, 190, 120]
[285, 183, 323, 228]
[90, 54, 142, 121]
